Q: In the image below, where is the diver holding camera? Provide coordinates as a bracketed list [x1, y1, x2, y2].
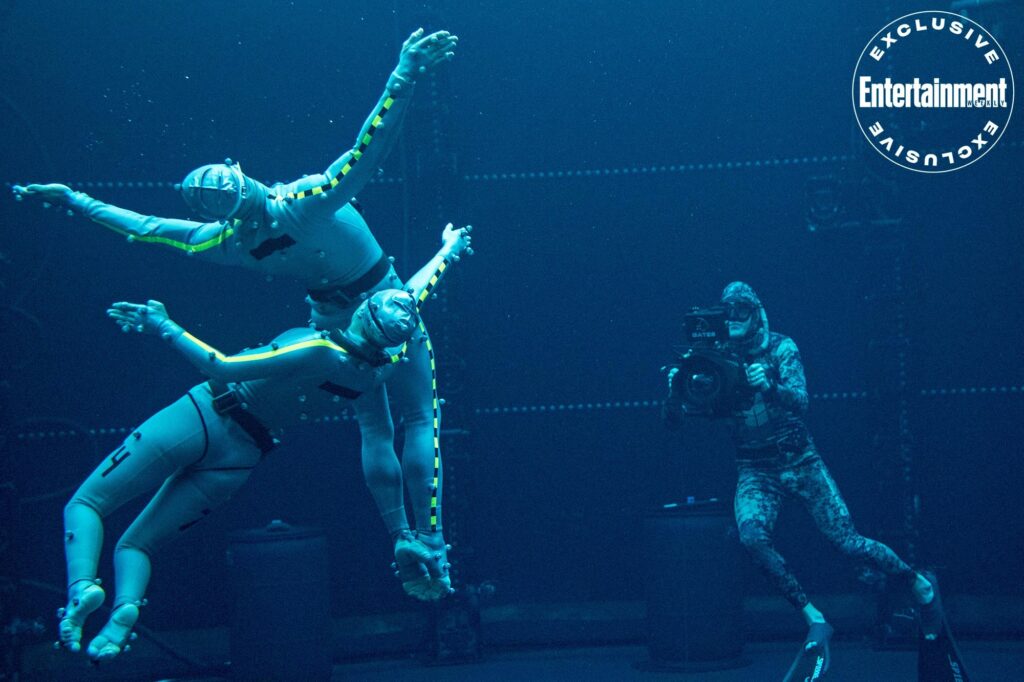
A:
[663, 282, 942, 681]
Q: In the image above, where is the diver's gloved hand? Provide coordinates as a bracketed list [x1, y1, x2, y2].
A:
[441, 223, 473, 261]
[667, 366, 680, 393]
[11, 183, 74, 205]
[393, 530, 453, 601]
[661, 366, 685, 429]
[393, 28, 458, 85]
[745, 362, 772, 392]
[106, 300, 174, 337]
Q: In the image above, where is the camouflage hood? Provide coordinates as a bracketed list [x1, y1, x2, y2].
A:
[721, 281, 770, 355]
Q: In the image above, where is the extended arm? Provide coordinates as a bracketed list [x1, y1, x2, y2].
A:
[770, 338, 810, 413]
[106, 300, 337, 383]
[280, 29, 457, 213]
[407, 223, 473, 311]
[12, 184, 236, 262]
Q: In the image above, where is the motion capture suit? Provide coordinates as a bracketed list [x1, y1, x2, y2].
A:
[717, 282, 915, 609]
[65, 71, 413, 310]
[61, 250, 456, 657]
[55, 68, 446, 540]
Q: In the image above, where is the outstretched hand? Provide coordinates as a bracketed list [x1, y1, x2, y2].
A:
[441, 223, 473, 261]
[396, 28, 458, 81]
[12, 183, 73, 205]
[106, 300, 170, 336]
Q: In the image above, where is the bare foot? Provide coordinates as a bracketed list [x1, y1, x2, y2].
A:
[57, 581, 105, 653]
[87, 602, 139, 661]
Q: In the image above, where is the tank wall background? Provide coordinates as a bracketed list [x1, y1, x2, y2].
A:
[2, 0, 1022, 632]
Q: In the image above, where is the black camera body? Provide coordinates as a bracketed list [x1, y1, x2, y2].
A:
[667, 307, 754, 418]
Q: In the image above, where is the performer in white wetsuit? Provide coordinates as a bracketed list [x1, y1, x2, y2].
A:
[56, 223, 471, 662]
[14, 26, 459, 612]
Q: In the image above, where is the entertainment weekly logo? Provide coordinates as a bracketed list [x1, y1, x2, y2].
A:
[853, 11, 1014, 173]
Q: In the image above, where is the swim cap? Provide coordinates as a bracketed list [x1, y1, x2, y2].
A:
[351, 289, 418, 349]
[179, 163, 246, 220]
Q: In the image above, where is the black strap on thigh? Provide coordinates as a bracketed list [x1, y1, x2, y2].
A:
[185, 390, 211, 465]
[207, 381, 276, 454]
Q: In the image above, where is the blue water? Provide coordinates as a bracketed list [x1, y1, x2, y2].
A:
[1, 0, 1021, 642]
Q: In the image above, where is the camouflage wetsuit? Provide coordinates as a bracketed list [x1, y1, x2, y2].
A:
[725, 282, 914, 608]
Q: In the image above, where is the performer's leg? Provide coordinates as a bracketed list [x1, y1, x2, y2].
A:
[88, 418, 261, 661]
[387, 321, 442, 533]
[59, 393, 206, 652]
[790, 457, 920, 582]
[352, 384, 409, 537]
[772, 459, 840, 681]
[790, 456, 937, 633]
[734, 466, 809, 609]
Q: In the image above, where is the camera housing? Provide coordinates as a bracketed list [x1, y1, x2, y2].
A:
[667, 307, 754, 417]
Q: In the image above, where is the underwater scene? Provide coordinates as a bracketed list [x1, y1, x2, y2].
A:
[1, 1, 1022, 680]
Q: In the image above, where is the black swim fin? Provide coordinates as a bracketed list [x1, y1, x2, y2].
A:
[783, 622, 832, 682]
[918, 620, 971, 682]
[917, 572, 971, 682]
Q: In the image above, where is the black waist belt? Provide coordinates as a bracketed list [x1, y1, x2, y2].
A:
[207, 381, 276, 454]
[307, 252, 391, 307]
[737, 439, 814, 465]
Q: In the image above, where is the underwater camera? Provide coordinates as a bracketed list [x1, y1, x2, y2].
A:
[667, 307, 755, 417]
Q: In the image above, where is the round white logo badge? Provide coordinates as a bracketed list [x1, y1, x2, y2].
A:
[853, 11, 1014, 173]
